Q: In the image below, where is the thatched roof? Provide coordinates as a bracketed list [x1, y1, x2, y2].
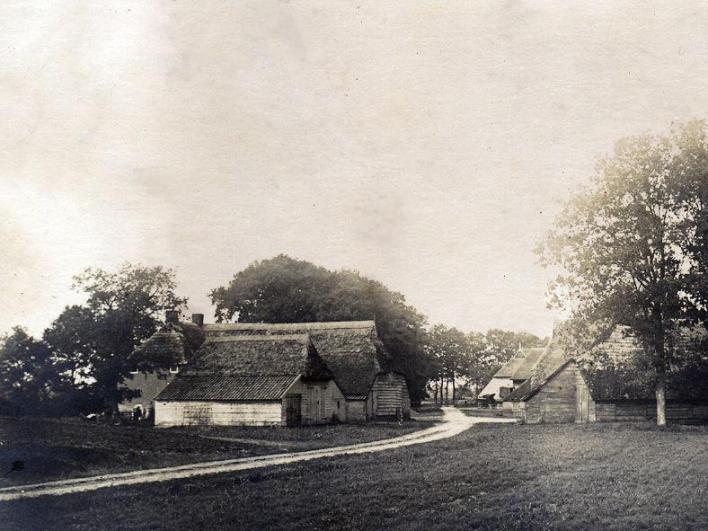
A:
[156, 334, 333, 402]
[183, 335, 332, 380]
[494, 346, 546, 381]
[203, 321, 385, 399]
[131, 322, 205, 367]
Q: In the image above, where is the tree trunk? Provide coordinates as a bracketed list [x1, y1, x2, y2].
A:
[451, 373, 456, 405]
[444, 377, 448, 405]
[656, 371, 667, 427]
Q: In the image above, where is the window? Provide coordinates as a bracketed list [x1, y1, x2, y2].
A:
[337, 401, 340, 410]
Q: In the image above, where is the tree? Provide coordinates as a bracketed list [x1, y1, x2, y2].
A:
[424, 325, 468, 404]
[539, 121, 708, 425]
[44, 263, 188, 413]
[0, 328, 65, 414]
[210, 255, 432, 403]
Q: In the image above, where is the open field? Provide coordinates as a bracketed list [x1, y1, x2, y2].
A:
[0, 416, 431, 487]
[3, 421, 708, 530]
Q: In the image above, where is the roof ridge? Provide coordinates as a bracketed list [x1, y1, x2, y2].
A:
[205, 334, 311, 343]
[204, 320, 376, 330]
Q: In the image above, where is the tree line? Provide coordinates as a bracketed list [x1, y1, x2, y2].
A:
[425, 325, 544, 404]
[0, 256, 540, 415]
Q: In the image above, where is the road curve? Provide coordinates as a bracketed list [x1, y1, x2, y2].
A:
[0, 408, 514, 502]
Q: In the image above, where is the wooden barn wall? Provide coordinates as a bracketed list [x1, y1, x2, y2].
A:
[524, 364, 578, 424]
[284, 379, 346, 425]
[154, 400, 281, 427]
[118, 371, 175, 416]
[594, 402, 708, 423]
[372, 373, 411, 418]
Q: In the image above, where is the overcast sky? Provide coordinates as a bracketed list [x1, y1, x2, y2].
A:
[2, 1, 708, 338]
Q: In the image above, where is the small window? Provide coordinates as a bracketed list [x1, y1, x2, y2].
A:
[337, 401, 340, 409]
[169, 366, 179, 374]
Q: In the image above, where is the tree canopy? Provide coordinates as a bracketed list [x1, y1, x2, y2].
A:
[0, 264, 189, 415]
[210, 255, 431, 403]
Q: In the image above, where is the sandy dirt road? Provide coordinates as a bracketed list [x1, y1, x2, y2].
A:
[0, 408, 514, 502]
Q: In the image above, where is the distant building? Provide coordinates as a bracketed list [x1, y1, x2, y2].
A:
[477, 346, 547, 402]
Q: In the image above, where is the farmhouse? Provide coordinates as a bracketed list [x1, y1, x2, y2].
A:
[122, 316, 411, 426]
[118, 311, 204, 420]
[506, 325, 708, 424]
[477, 345, 546, 402]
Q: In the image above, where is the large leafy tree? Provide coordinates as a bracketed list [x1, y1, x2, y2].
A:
[44, 264, 188, 412]
[210, 255, 432, 403]
[539, 121, 708, 425]
[0, 328, 65, 414]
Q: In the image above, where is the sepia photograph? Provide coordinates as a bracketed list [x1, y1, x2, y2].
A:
[1, 1, 708, 529]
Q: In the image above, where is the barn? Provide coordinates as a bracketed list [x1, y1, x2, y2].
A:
[124, 317, 412, 427]
[154, 334, 345, 427]
[506, 325, 708, 424]
[201, 321, 411, 422]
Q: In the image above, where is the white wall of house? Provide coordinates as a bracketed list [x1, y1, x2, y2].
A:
[478, 377, 514, 400]
[154, 400, 281, 427]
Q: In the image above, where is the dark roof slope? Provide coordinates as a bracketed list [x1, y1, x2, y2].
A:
[156, 374, 295, 401]
[156, 335, 333, 402]
[185, 335, 332, 381]
[203, 321, 384, 399]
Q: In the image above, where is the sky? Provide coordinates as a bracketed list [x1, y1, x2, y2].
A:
[2, 1, 708, 338]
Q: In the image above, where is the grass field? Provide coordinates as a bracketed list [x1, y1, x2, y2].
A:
[0, 416, 431, 487]
[3, 420, 708, 530]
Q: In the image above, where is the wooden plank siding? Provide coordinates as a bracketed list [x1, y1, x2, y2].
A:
[371, 373, 411, 418]
[284, 378, 346, 425]
[154, 400, 282, 427]
[595, 401, 708, 423]
[524, 363, 578, 423]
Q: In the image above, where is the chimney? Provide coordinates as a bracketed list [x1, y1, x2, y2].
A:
[165, 310, 179, 324]
[191, 313, 204, 327]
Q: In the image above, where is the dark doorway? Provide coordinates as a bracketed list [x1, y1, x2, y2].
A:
[284, 395, 302, 427]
